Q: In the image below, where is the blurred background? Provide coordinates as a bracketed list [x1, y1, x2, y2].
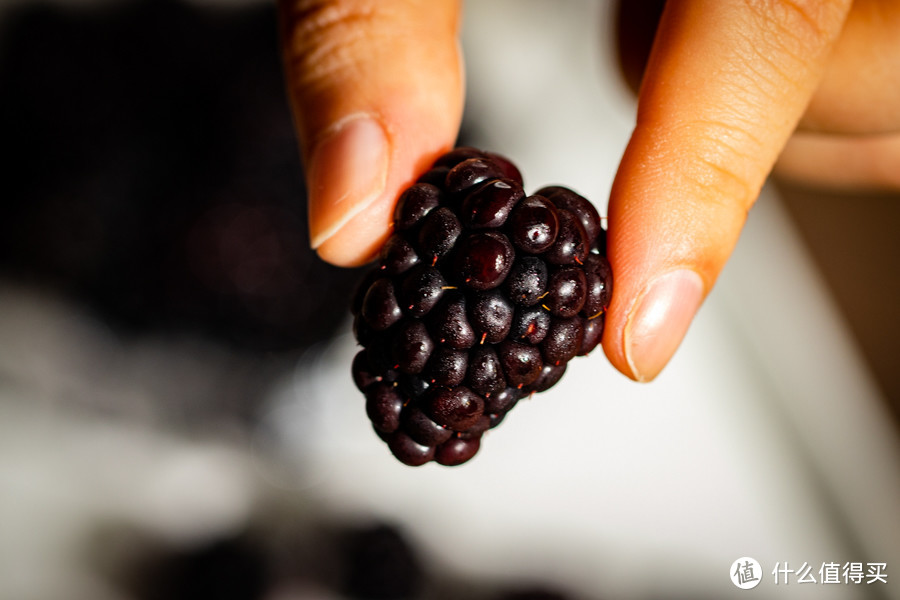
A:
[0, 0, 898, 599]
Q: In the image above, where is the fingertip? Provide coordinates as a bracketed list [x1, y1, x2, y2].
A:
[617, 269, 705, 382]
[603, 0, 851, 381]
[307, 114, 389, 252]
[313, 189, 392, 267]
[312, 127, 456, 267]
[279, 0, 464, 267]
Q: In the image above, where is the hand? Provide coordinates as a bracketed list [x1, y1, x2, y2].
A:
[278, 0, 900, 381]
[277, 0, 463, 267]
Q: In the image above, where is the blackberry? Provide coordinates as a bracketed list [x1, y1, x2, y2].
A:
[351, 148, 612, 466]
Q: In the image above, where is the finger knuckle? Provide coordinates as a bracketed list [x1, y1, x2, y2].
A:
[677, 122, 758, 212]
[746, 0, 850, 48]
[282, 0, 389, 88]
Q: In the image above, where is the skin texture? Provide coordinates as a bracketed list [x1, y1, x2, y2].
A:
[279, 0, 900, 382]
[279, 0, 464, 266]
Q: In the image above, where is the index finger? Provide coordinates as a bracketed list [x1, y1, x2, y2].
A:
[604, 0, 852, 381]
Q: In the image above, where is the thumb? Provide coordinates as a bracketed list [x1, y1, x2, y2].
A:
[605, 0, 852, 381]
[278, 0, 464, 266]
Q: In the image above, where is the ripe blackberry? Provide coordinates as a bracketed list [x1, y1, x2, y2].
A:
[351, 148, 612, 466]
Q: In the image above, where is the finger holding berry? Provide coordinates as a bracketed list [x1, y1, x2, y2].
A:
[280, 0, 900, 397]
[278, 0, 463, 267]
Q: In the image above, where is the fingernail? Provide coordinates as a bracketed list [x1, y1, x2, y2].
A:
[307, 114, 388, 249]
[624, 269, 705, 382]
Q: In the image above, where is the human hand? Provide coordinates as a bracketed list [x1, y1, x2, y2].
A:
[277, 0, 463, 268]
[278, 0, 900, 382]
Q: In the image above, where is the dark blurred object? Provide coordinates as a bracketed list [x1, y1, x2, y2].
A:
[339, 523, 424, 600]
[125, 534, 269, 600]
[0, 0, 363, 353]
[496, 589, 572, 600]
[95, 515, 592, 600]
[614, 0, 666, 95]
